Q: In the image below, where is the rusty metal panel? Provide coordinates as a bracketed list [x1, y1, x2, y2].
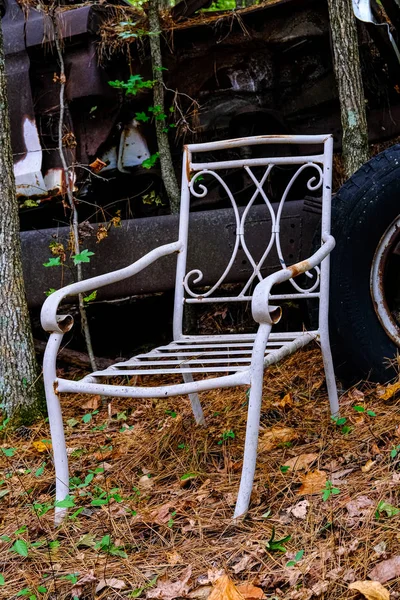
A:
[22, 202, 318, 308]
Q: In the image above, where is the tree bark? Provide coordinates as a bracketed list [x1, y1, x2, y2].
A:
[148, 0, 181, 214]
[327, 0, 369, 177]
[0, 20, 41, 420]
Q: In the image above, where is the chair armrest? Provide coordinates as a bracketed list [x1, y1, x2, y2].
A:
[41, 241, 182, 334]
[252, 234, 335, 324]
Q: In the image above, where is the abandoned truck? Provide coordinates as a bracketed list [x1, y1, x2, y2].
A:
[6, 0, 400, 381]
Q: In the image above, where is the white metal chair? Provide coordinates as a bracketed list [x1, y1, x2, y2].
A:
[41, 134, 339, 523]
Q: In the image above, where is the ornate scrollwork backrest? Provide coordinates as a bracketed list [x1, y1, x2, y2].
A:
[173, 135, 333, 334]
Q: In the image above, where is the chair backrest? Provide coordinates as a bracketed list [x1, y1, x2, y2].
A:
[173, 134, 334, 339]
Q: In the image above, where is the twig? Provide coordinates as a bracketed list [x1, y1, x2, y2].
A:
[52, 12, 97, 372]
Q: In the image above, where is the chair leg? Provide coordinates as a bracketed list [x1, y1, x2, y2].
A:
[234, 324, 270, 519]
[320, 330, 340, 417]
[43, 334, 70, 525]
[182, 373, 206, 426]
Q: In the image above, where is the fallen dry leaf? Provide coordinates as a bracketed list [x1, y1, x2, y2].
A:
[138, 474, 154, 490]
[297, 470, 327, 495]
[346, 496, 374, 525]
[378, 380, 400, 400]
[310, 581, 329, 596]
[232, 554, 252, 574]
[330, 467, 354, 484]
[273, 392, 293, 408]
[189, 588, 212, 599]
[95, 578, 126, 593]
[71, 571, 97, 598]
[208, 575, 244, 600]
[32, 440, 51, 453]
[361, 459, 376, 473]
[89, 158, 107, 173]
[349, 580, 390, 600]
[284, 453, 318, 472]
[259, 427, 297, 452]
[147, 566, 192, 600]
[82, 396, 101, 411]
[287, 499, 309, 519]
[237, 583, 265, 599]
[167, 550, 183, 565]
[368, 555, 400, 583]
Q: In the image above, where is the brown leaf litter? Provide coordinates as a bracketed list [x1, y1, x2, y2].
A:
[2, 346, 400, 599]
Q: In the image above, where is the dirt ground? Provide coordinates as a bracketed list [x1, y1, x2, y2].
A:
[1, 345, 400, 599]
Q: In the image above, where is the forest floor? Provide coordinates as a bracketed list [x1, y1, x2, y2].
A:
[1, 345, 400, 600]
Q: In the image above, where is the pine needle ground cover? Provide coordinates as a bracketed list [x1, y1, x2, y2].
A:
[1, 346, 400, 599]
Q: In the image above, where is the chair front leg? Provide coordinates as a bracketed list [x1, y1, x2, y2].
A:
[234, 323, 271, 518]
[43, 333, 70, 525]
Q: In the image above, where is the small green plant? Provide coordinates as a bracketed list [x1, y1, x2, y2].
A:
[165, 409, 177, 418]
[94, 534, 127, 558]
[109, 74, 154, 96]
[73, 249, 95, 265]
[142, 152, 160, 170]
[218, 430, 235, 444]
[43, 256, 61, 267]
[322, 480, 341, 502]
[286, 549, 304, 567]
[280, 465, 290, 474]
[266, 527, 291, 552]
[390, 445, 400, 459]
[375, 500, 400, 519]
[353, 405, 376, 417]
[331, 415, 352, 435]
[167, 511, 177, 528]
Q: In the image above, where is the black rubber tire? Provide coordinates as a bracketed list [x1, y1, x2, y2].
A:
[330, 144, 400, 383]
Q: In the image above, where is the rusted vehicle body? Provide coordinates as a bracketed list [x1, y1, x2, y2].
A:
[5, 0, 400, 379]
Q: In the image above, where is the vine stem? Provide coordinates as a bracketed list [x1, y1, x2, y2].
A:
[52, 13, 97, 372]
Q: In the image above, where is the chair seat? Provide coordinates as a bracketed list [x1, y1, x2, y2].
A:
[82, 332, 317, 380]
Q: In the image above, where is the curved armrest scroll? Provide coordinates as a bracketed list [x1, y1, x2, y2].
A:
[41, 241, 182, 334]
[252, 234, 335, 324]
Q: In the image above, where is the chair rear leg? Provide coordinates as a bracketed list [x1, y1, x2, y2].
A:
[43, 334, 70, 525]
[182, 373, 206, 426]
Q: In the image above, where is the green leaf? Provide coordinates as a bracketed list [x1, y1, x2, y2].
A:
[11, 539, 29, 557]
[82, 413, 92, 423]
[1, 447, 16, 457]
[16, 589, 31, 597]
[135, 111, 150, 123]
[72, 249, 94, 265]
[376, 500, 400, 518]
[280, 465, 290, 474]
[45, 288, 56, 297]
[142, 152, 160, 169]
[91, 498, 108, 506]
[353, 405, 365, 412]
[83, 290, 97, 303]
[0, 574, 5, 585]
[180, 472, 196, 481]
[367, 410, 376, 417]
[43, 257, 61, 267]
[341, 425, 352, 435]
[336, 417, 346, 426]
[286, 560, 296, 567]
[37, 586, 47, 593]
[391, 447, 398, 458]
[295, 549, 304, 561]
[322, 489, 330, 502]
[67, 418, 79, 428]
[54, 496, 75, 508]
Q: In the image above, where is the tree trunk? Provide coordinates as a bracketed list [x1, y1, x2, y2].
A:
[0, 20, 41, 420]
[327, 0, 369, 177]
[148, 0, 181, 214]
